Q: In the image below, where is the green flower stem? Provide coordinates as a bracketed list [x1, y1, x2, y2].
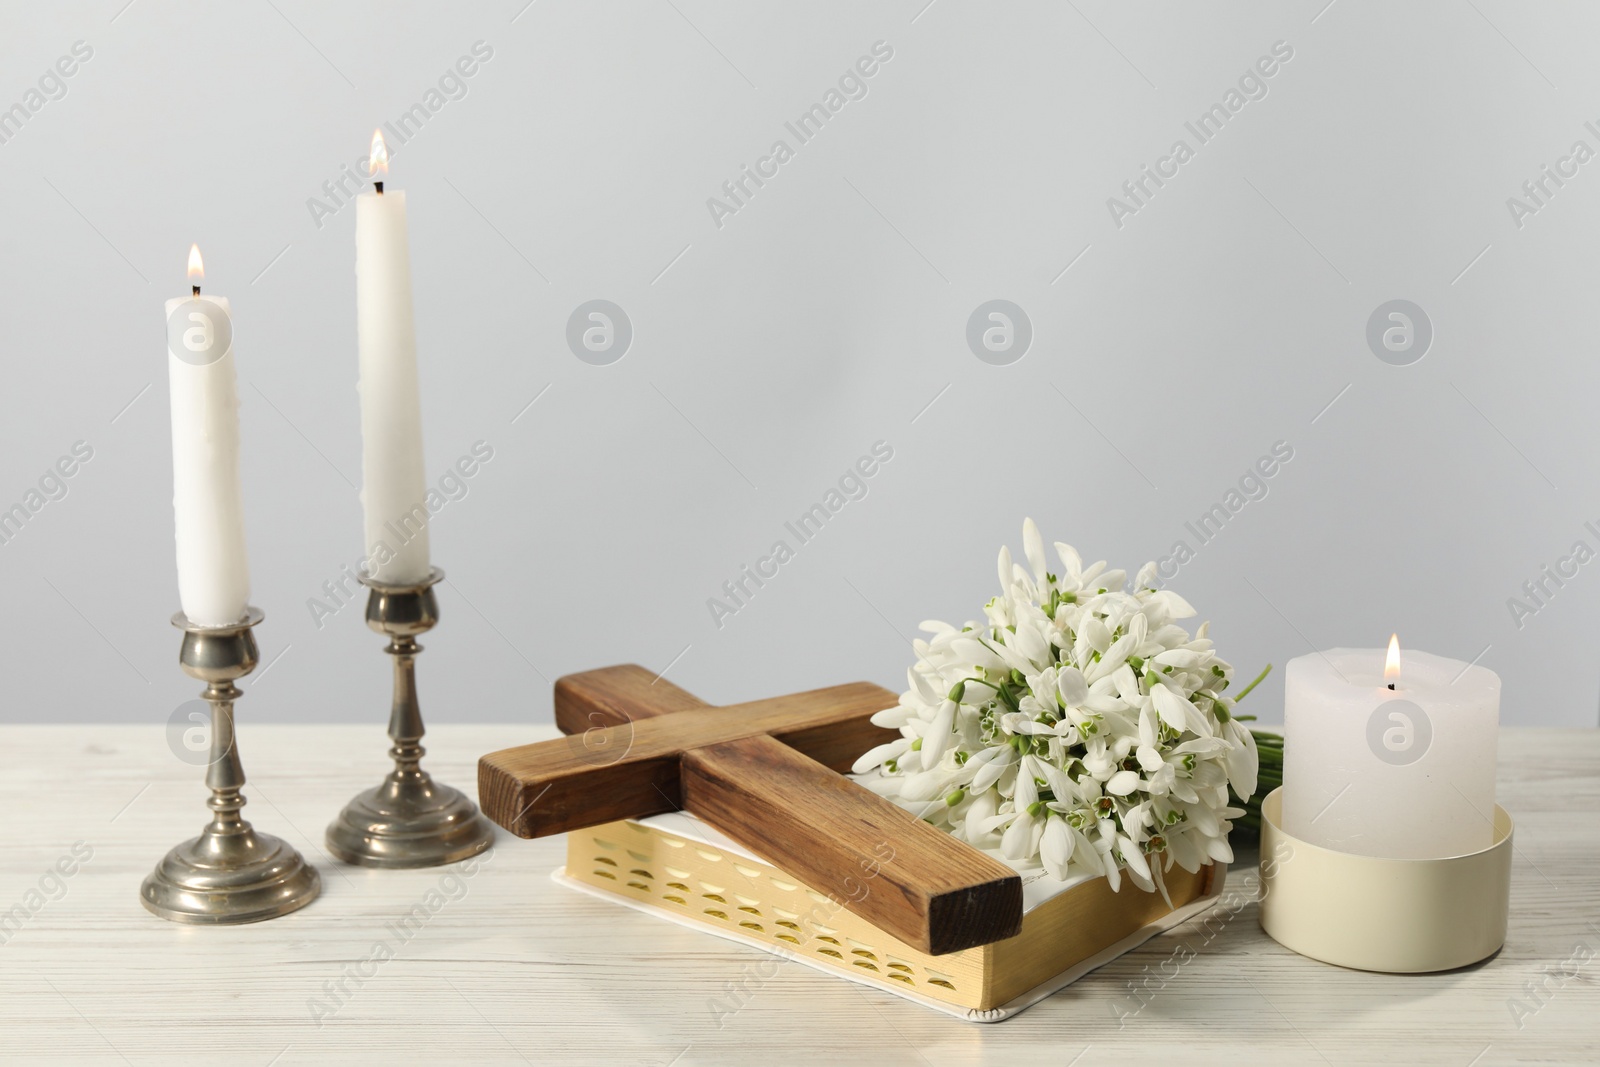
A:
[1233, 663, 1273, 704]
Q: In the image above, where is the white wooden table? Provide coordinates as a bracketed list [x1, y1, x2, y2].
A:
[2, 725, 1594, 1065]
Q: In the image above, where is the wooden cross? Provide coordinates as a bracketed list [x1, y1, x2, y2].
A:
[478, 665, 1023, 954]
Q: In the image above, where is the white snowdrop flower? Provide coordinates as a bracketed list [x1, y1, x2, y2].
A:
[964, 789, 999, 843]
[907, 666, 942, 705]
[1150, 684, 1192, 733]
[1106, 769, 1142, 796]
[1100, 846, 1123, 892]
[1222, 718, 1259, 799]
[1077, 616, 1111, 659]
[1152, 590, 1197, 619]
[870, 705, 914, 730]
[1011, 621, 1050, 664]
[1039, 815, 1075, 880]
[1206, 835, 1235, 865]
[970, 746, 1017, 794]
[1082, 738, 1114, 780]
[1013, 758, 1040, 810]
[852, 737, 911, 775]
[921, 699, 958, 769]
[859, 520, 1258, 892]
[1021, 518, 1048, 578]
[1000, 808, 1036, 860]
[1187, 800, 1220, 838]
[899, 767, 959, 803]
[1056, 666, 1089, 708]
[1001, 713, 1052, 736]
[1118, 835, 1151, 882]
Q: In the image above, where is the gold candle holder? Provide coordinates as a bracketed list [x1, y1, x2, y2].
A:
[141, 607, 321, 924]
[325, 568, 495, 867]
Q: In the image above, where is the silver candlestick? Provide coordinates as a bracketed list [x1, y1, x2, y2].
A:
[141, 607, 321, 924]
[325, 568, 495, 867]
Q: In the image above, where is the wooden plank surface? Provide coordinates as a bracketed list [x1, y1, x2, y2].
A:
[1, 724, 1596, 1065]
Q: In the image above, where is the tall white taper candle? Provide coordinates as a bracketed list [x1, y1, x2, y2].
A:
[355, 130, 431, 585]
[165, 244, 250, 626]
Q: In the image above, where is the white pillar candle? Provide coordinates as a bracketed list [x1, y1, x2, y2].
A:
[165, 245, 250, 626]
[355, 130, 431, 586]
[1282, 640, 1500, 860]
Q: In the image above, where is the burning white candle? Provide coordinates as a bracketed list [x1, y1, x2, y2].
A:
[1282, 637, 1500, 860]
[165, 244, 251, 626]
[355, 129, 431, 585]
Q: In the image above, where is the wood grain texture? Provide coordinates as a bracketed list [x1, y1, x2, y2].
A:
[548, 666, 892, 794]
[1, 725, 1595, 1065]
[680, 733, 1023, 955]
[478, 680, 898, 839]
[552, 663, 707, 735]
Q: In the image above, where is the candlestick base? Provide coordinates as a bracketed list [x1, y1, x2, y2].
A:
[325, 779, 495, 869]
[141, 828, 321, 925]
[141, 608, 320, 925]
[1258, 787, 1513, 973]
[325, 568, 495, 869]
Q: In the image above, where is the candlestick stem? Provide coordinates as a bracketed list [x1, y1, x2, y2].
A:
[204, 682, 245, 831]
[386, 631, 428, 775]
[141, 608, 321, 924]
[326, 568, 495, 867]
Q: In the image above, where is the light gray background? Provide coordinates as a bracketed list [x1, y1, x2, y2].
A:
[1, 1, 1595, 729]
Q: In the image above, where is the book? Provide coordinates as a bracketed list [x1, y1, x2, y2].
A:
[557, 811, 1225, 1021]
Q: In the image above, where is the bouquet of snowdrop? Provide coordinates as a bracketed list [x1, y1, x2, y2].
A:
[855, 520, 1261, 901]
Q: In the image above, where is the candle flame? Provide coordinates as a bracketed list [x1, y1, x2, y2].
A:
[186, 243, 204, 283]
[1384, 633, 1402, 683]
[369, 129, 389, 179]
